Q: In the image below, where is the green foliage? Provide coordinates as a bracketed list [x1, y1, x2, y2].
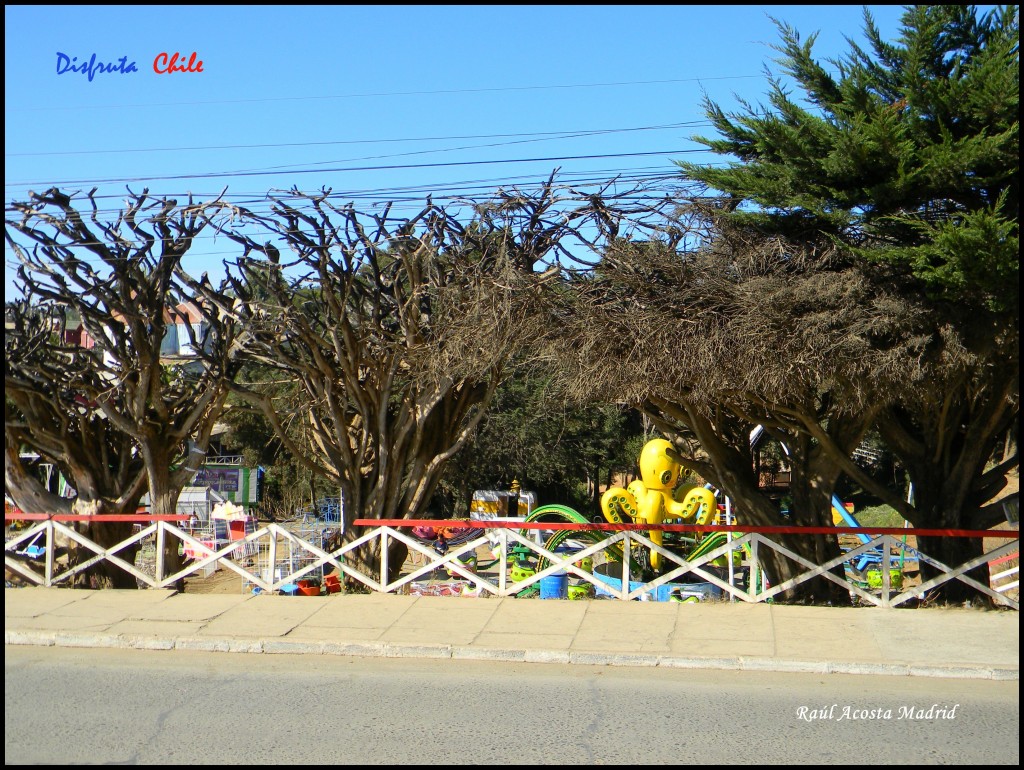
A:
[434, 370, 646, 516]
[679, 4, 1019, 312]
[852, 503, 906, 528]
[869, 198, 1018, 305]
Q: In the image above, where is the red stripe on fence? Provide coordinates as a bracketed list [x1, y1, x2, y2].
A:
[988, 551, 1021, 567]
[353, 518, 1020, 540]
[5, 513, 190, 522]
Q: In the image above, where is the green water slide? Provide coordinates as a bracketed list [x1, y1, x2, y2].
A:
[685, 531, 733, 562]
[520, 505, 642, 573]
[683, 531, 763, 594]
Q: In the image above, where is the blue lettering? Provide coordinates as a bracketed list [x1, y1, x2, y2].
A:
[55, 52, 140, 81]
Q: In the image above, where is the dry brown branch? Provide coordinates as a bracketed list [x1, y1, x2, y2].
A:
[5, 188, 247, 587]
[186, 183, 622, 580]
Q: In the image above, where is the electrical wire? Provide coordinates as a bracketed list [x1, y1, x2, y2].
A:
[7, 75, 762, 112]
[6, 148, 714, 189]
[5, 121, 711, 158]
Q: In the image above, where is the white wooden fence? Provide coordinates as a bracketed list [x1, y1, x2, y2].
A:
[4, 514, 1019, 610]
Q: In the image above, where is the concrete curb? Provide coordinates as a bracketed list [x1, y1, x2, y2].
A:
[6, 629, 1017, 680]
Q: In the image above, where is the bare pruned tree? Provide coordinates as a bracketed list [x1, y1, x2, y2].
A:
[198, 182, 615, 581]
[5, 187, 246, 587]
[550, 200, 938, 602]
[6, 306, 149, 587]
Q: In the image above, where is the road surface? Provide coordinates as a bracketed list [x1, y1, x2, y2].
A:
[5, 646, 1018, 764]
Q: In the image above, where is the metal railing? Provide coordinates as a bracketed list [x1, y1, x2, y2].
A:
[202, 455, 245, 466]
[4, 513, 1019, 609]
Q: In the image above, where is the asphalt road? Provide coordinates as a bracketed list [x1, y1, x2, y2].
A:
[5, 646, 1019, 765]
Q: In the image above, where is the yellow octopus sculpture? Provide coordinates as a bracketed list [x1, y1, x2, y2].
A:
[601, 438, 718, 571]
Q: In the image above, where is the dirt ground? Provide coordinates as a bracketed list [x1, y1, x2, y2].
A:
[183, 567, 248, 595]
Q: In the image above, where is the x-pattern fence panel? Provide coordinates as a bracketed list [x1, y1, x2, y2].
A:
[4, 514, 1019, 610]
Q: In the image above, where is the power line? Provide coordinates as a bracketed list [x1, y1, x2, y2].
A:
[37, 165, 677, 203]
[6, 148, 709, 189]
[3, 181, 691, 224]
[222, 127, 709, 175]
[5, 121, 711, 158]
[0, 159, 696, 195]
[8, 75, 761, 113]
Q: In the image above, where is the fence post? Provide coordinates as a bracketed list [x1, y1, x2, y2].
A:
[43, 519, 54, 587]
[155, 521, 165, 584]
[499, 528, 507, 594]
[268, 526, 278, 589]
[881, 535, 892, 607]
[750, 535, 760, 600]
[725, 498, 735, 602]
[380, 528, 388, 593]
[621, 532, 631, 601]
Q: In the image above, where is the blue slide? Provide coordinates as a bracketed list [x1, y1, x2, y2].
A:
[832, 495, 875, 570]
[832, 495, 871, 543]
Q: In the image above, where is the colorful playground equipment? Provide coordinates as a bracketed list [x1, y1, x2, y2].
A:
[409, 521, 495, 578]
[401, 437, 930, 603]
[297, 496, 344, 525]
[497, 439, 749, 599]
[503, 502, 743, 601]
[469, 483, 536, 519]
[600, 438, 718, 570]
[832, 495, 914, 590]
[404, 439, 749, 600]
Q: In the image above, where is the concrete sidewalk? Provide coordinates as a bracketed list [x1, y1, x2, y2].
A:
[4, 587, 1018, 680]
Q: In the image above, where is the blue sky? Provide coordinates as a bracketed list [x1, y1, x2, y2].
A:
[4, 4, 916, 298]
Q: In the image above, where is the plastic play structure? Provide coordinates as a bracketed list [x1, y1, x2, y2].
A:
[832, 495, 914, 590]
[496, 439, 748, 600]
[600, 438, 718, 570]
[398, 437, 923, 602]
[753, 423, 916, 593]
[504, 503, 743, 601]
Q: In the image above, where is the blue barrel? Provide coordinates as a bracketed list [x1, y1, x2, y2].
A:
[539, 572, 568, 599]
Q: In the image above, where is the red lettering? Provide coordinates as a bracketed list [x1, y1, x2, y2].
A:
[152, 52, 204, 74]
